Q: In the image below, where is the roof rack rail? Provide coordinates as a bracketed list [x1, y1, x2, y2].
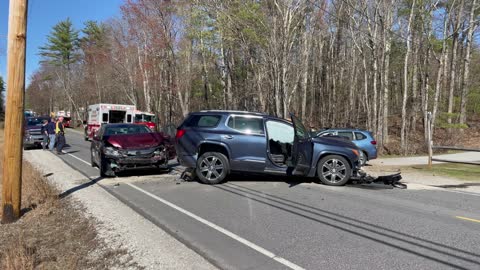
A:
[199, 110, 266, 115]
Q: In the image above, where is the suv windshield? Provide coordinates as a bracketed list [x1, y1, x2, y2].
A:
[27, 117, 48, 127]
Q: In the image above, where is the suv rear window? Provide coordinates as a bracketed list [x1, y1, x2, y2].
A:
[355, 132, 367, 140]
[184, 115, 221, 128]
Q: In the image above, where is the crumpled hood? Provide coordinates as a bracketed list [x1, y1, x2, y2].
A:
[312, 136, 358, 149]
[106, 133, 168, 150]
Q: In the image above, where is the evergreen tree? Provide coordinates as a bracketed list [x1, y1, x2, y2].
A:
[39, 18, 80, 68]
[81, 20, 108, 48]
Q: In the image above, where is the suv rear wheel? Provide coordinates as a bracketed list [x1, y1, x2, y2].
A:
[196, 152, 229, 185]
[317, 155, 351, 186]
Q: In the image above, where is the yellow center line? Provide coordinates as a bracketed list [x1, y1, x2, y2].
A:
[455, 216, 480, 223]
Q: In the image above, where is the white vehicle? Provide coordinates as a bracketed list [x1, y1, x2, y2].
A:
[84, 103, 136, 140]
[56, 110, 71, 117]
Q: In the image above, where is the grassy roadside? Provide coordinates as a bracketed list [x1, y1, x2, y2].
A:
[407, 163, 480, 182]
[379, 150, 464, 159]
[0, 128, 135, 269]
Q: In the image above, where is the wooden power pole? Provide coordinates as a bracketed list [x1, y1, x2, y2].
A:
[2, 0, 28, 223]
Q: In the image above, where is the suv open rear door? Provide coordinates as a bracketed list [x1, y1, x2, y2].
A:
[289, 113, 314, 176]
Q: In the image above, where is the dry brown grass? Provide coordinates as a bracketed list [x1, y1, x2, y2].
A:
[0, 128, 136, 269]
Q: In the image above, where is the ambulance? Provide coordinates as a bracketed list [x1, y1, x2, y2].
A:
[84, 104, 136, 140]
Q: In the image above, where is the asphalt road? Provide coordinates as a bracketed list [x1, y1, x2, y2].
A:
[53, 130, 480, 270]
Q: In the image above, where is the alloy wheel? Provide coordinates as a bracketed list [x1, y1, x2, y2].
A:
[199, 156, 224, 181]
[321, 158, 347, 183]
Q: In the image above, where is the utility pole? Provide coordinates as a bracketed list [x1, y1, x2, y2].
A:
[2, 0, 28, 223]
[427, 112, 433, 169]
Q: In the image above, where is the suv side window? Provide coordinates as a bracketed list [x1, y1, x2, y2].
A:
[185, 115, 221, 128]
[227, 116, 264, 135]
[337, 131, 354, 141]
[319, 131, 335, 137]
[355, 132, 367, 140]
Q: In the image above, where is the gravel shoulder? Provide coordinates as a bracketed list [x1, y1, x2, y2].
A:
[364, 162, 480, 194]
[24, 150, 216, 270]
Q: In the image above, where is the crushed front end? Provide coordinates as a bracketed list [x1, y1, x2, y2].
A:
[103, 145, 171, 172]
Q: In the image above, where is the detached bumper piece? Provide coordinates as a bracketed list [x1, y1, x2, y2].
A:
[352, 170, 406, 189]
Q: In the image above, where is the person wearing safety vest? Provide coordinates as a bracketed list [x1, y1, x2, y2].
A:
[56, 116, 66, 154]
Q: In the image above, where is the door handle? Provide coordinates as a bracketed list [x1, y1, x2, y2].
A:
[223, 135, 234, 139]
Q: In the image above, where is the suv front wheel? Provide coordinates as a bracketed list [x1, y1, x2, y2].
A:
[317, 155, 352, 186]
[196, 152, 229, 185]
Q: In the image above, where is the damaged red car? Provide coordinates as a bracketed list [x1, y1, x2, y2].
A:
[90, 123, 175, 177]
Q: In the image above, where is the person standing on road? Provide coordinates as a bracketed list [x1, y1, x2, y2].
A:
[56, 116, 66, 154]
[40, 119, 49, 150]
[46, 117, 56, 151]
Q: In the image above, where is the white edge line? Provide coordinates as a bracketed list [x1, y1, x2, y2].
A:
[62, 150, 99, 170]
[126, 182, 305, 270]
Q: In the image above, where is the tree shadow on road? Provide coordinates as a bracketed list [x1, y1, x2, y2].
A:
[58, 176, 103, 199]
[223, 173, 316, 188]
[215, 183, 480, 269]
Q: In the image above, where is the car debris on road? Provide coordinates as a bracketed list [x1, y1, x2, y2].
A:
[352, 170, 406, 189]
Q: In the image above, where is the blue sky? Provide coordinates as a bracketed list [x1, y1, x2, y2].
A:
[0, 0, 124, 83]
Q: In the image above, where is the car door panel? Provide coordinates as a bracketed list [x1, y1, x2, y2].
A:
[223, 116, 266, 172]
[290, 114, 314, 176]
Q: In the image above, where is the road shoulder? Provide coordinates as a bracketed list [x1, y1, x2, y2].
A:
[365, 163, 480, 194]
[24, 150, 217, 270]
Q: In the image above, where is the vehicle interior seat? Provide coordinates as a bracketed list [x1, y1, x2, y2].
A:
[269, 139, 292, 165]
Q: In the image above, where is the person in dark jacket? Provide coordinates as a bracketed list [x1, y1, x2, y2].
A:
[56, 116, 66, 154]
[40, 119, 49, 150]
[46, 118, 56, 151]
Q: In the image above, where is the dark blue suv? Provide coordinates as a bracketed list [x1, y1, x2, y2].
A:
[175, 111, 361, 186]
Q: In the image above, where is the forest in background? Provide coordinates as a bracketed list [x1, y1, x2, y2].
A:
[25, 0, 480, 154]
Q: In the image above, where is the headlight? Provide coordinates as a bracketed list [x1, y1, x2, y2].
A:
[154, 147, 166, 156]
[104, 147, 121, 157]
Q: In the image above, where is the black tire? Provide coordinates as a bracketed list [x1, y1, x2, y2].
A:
[317, 155, 352, 186]
[90, 149, 97, 167]
[84, 129, 89, 141]
[196, 152, 229, 185]
[99, 155, 115, 177]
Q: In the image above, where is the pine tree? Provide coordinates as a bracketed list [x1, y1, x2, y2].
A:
[81, 21, 108, 48]
[39, 18, 80, 68]
[39, 18, 82, 127]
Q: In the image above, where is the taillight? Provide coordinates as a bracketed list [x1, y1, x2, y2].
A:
[176, 129, 186, 139]
[371, 141, 377, 145]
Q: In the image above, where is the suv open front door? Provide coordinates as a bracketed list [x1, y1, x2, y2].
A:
[289, 113, 314, 176]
